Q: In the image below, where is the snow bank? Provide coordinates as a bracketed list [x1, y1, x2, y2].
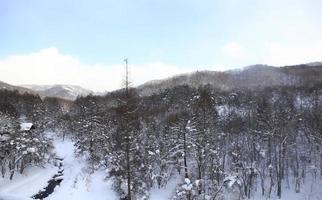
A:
[0, 193, 31, 200]
[0, 164, 57, 198]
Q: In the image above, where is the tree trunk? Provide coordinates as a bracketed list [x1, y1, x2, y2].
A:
[183, 129, 188, 179]
[277, 143, 283, 199]
[295, 149, 300, 193]
[320, 154, 322, 177]
[9, 159, 15, 180]
[1, 162, 5, 178]
[126, 137, 131, 200]
[19, 161, 25, 174]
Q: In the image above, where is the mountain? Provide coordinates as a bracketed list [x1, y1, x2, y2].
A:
[0, 81, 92, 100]
[22, 84, 93, 101]
[306, 61, 322, 66]
[0, 80, 35, 94]
[137, 62, 322, 96]
[2, 62, 322, 99]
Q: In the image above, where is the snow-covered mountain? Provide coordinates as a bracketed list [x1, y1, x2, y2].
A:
[0, 80, 35, 94]
[22, 84, 93, 101]
[137, 62, 322, 96]
[306, 61, 322, 66]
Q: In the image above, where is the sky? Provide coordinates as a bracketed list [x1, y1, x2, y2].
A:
[0, 0, 322, 92]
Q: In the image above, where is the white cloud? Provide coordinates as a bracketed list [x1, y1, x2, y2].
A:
[0, 47, 186, 92]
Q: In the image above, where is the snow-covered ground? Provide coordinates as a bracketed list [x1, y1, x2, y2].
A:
[150, 176, 180, 200]
[0, 130, 179, 200]
[0, 132, 177, 200]
[252, 178, 322, 200]
[46, 138, 117, 200]
[49, 137, 177, 200]
[0, 133, 116, 200]
[0, 163, 57, 199]
[3, 132, 320, 200]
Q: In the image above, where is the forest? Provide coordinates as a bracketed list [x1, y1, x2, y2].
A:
[1, 67, 322, 200]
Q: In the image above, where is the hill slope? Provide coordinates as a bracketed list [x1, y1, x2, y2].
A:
[0, 81, 35, 94]
[137, 63, 322, 96]
[22, 85, 93, 101]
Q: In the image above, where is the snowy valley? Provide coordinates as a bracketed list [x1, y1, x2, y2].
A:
[1, 64, 322, 199]
[2, 0, 322, 198]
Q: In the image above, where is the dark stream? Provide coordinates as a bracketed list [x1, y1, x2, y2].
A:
[32, 158, 64, 199]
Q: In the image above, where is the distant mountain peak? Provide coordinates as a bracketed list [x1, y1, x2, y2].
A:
[305, 61, 322, 66]
[0, 81, 35, 94]
[21, 84, 93, 101]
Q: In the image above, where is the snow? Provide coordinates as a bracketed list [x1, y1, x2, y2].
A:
[0, 132, 116, 200]
[306, 61, 322, 66]
[3, 132, 322, 199]
[0, 134, 10, 142]
[45, 135, 117, 200]
[20, 123, 33, 131]
[21, 84, 92, 100]
[54, 176, 64, 181]
[26, 147, 37, 153]
[224, 175, 240, 188]
[182, 178, 193, 191]
[216, 105, 229, 117]
[0, 164, 57, 199]
[252, 177, 322, 200]
[150, 175, 180, 200]
[0, 193, 31, 200]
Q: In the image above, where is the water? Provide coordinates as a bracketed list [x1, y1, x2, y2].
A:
[32, 158, 64, 199]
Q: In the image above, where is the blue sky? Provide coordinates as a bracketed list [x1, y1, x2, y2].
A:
[0, 0, 322, 91]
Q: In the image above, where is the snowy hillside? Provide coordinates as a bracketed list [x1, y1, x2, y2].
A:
[137, 63, 322, 96]
[0, 81, 34, 94]
[22, 84, 93, 101]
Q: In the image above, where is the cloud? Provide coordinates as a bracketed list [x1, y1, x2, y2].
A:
[0, 47, 186, 92]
